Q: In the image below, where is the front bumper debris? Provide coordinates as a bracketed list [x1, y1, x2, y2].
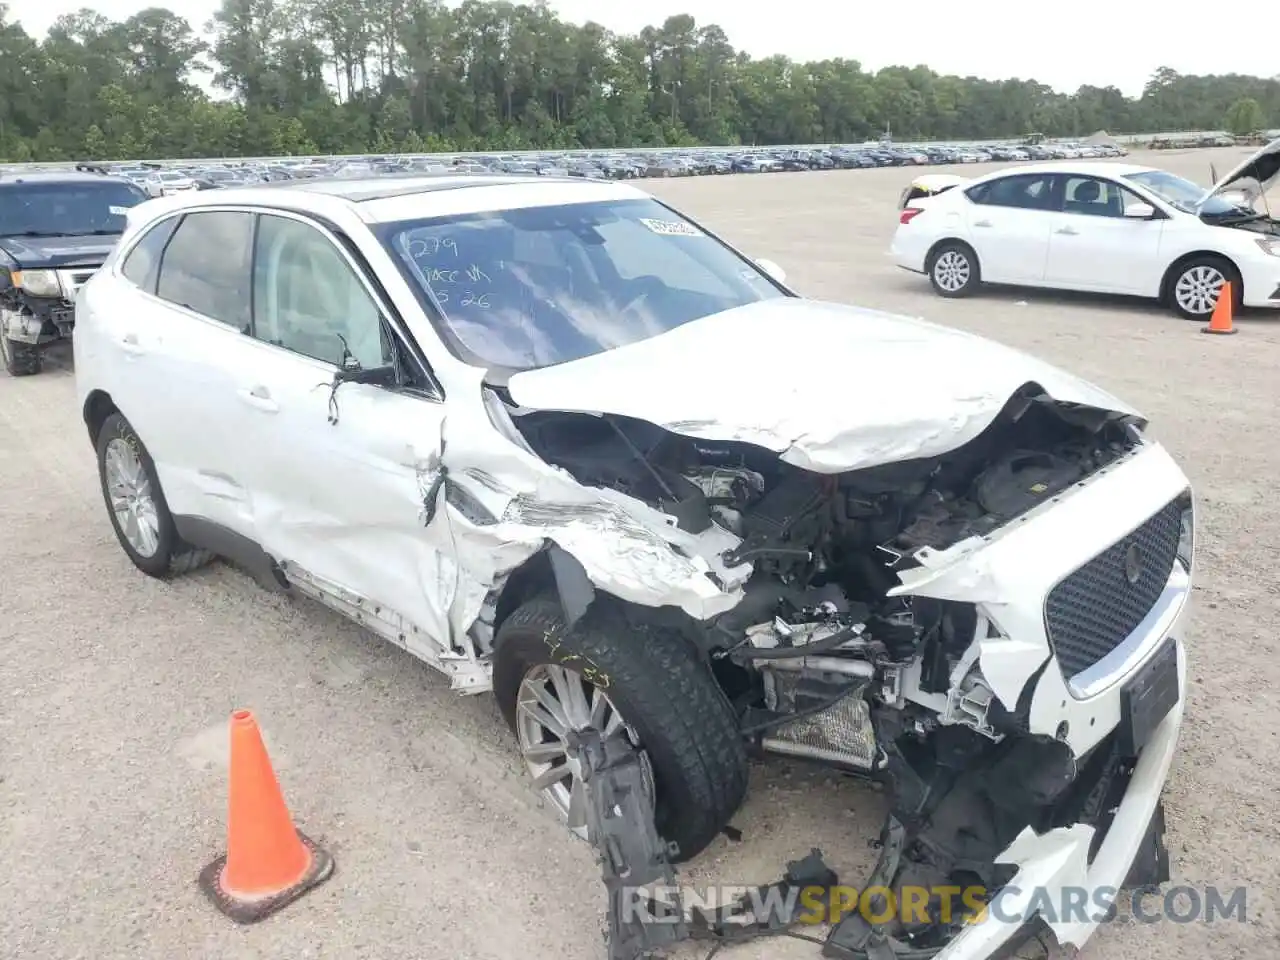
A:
[578, 635, 1184, 960]
[580, 728, 840, 960]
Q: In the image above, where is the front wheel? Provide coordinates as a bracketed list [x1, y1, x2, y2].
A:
[928, 241, 981, 298]
[1167, 256, 1242, 321]
[493, 597, 748, 861]
[1, 334, 41, 376]
[1, 310, 41, 376]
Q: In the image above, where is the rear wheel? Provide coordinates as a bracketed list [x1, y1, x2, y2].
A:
[493, 597, 748, 861]
[928, 241, 980, 298]
[95, 413, 214, 578]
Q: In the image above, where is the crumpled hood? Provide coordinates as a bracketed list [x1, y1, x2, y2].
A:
[1205, 136, 1280, 204]
[0, 234, 117, 269]
[505, 298, 1141, 474]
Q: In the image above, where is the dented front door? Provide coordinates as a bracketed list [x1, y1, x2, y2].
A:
[229, 340, 458, 649]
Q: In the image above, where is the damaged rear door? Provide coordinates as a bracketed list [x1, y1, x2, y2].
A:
[232, 211, 462, 663]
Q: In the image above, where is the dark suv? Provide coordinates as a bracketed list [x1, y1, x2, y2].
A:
[0, 168, 148, 375]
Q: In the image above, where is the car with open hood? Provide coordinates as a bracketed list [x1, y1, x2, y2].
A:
[74, 175, 1192, 960]
[1, 168, 149, 375]
[890, 137, 1280, 320]
[899, 173, 971, 212]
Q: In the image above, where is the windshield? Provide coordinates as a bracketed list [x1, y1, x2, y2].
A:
[1124, 170, 1242, 217]
[379, 197, 788, 370]
[0, 180, 147, 237]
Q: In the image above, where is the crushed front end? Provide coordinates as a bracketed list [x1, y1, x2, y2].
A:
[511, 386, 1192, 959]
[1, 264, 97, 372]
[715, 420, 1192, 958]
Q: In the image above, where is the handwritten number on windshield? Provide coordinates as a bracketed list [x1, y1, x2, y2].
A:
[408, 236, 458, 258]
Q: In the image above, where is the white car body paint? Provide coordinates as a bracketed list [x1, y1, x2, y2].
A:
[889, 148, 1280, 310]
[75, 177, 1193, 959]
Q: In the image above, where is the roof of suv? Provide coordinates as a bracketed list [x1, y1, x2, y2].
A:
[128, 173, 648, 226]
[270, 173, 555, 202]
[0, 170, 139, 186]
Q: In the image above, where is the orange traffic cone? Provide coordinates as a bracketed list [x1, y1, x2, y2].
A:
[198, 710, 334, 923]
[1202, 281, 1237, 335]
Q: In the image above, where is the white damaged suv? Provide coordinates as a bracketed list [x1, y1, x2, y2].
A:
[74, 175, 1192, 959]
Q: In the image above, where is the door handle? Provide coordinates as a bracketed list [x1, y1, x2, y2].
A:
[973, 219, 993, 228]
[1055, 226, 1079, 236]
[120, 333, 145, 355]
[237, 385, 279, 413]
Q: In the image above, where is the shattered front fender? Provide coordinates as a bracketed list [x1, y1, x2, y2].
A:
[435, 373, 754, 641]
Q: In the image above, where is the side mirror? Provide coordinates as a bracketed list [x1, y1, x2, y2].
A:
[334, 363, 395, 387]
[1124, 202, 1156, 219]
[755, 258, 787, 284]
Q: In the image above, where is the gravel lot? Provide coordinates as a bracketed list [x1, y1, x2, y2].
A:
[2, 148, 1277, 960]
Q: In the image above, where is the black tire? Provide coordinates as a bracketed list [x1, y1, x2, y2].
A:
[95, 412, 215, 579]
[1, 333, 41, 376]
[927, 241, 981, 298]
[493, 596, 748, 862]
[1165, 255, 1242, 321]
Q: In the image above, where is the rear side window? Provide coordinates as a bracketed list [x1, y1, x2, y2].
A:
[155, 212, 254, 330]
[965, 174, 1056, 210]
[120, 217, 179, 293]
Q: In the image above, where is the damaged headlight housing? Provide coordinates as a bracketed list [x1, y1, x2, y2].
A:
[1176, 490, 1194, 572]
[12, 269, 61, 298]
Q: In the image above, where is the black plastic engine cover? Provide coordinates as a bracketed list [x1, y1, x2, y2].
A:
[973, 449, 1084, 519]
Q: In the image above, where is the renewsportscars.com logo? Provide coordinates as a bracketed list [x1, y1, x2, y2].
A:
[619, 883, 1248, 928]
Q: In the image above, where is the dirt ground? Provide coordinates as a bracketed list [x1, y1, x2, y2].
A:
[2, 147, 1276, 960]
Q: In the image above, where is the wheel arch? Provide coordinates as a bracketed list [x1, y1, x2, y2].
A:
[83, 390, 120, 448]
[926, 236, 981, 274]
[1159, 250, 1244, 303]
[490, 545, 714, 663]
[492, 545, 600, 644]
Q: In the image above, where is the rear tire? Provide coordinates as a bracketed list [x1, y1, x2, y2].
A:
[493, 596, 748, 861]
[95, 413, 215, 578]
[927, 241, 981, 298]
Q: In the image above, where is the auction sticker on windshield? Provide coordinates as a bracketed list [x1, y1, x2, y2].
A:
[639, 218, 703, 237]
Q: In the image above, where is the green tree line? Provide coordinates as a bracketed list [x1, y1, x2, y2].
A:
[1, 0, 1277, 162]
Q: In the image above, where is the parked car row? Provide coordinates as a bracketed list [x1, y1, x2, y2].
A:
[73, 140, 1128, 193]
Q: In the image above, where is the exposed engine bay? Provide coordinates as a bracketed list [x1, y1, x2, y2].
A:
[1201, 207, 1280, 235]
[510, 389, 1163, 957]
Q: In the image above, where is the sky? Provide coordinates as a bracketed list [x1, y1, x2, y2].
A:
[6, 0, 1277, 99]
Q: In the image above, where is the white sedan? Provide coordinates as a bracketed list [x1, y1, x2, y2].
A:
[890, 138, 1280, 319]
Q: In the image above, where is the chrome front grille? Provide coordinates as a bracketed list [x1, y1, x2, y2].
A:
[56, 268, 98, 303]
[1044, 497, 1182, 679]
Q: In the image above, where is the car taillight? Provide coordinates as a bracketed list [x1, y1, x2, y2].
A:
[900, 207, 924, 224]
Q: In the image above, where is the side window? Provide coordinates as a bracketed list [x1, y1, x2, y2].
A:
[155, 212, 254, 329]
[966, 174, 1056, 210]
[1062, 176, 1127, 218]
[120, 217, 178, 293]
[251, 214, 389, 370]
